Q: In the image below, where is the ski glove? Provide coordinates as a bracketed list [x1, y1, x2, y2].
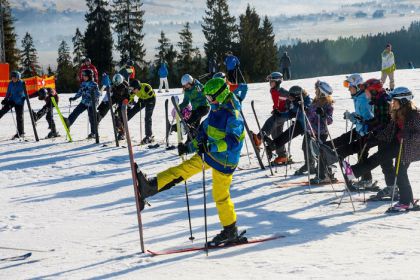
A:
[343, 111, 359, 124]
[1, 99, 7, 105]
[177, 143, 189, 156]
[315, 107, 325, 117]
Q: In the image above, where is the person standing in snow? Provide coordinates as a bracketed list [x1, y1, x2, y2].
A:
[158, 60, 170, 93]
[0, 71, 26, 139]
[127, 79, 156, 144]
[344, 87, 420, 212]
[136, 77, 246, 245]
[252, 72, 290, 165]
[224, 51, 240, 84]
[32, 87, 60, 139]
[78, 58, 99, 83]
[380, 43, 396, 90]
[64, 69, 101, 139]
[280, 51, 292, 80]
[119, 60, 136, 82]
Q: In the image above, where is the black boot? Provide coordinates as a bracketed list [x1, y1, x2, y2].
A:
[63, 117, 70, 129]
[207, 222, 245, 247]
[136, 169, 158, 211]
[294, 163, 316, 175]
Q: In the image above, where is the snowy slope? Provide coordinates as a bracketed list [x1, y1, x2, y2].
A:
[1, 69, 420, 279]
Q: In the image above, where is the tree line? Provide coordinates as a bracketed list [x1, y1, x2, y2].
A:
[2, 0, 419, 92]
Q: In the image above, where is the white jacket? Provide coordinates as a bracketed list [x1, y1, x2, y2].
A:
[381, 51, 395, 71]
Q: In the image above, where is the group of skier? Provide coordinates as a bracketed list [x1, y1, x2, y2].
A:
[1, 50, 419, 246]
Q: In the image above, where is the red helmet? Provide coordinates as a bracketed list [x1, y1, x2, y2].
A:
[364, 78, 383, 93]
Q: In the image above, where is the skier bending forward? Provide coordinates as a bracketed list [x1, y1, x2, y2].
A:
[136, 78, 245, 245]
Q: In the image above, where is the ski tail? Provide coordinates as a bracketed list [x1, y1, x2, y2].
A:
[0, 252, 32, 262]
[107, 87, 119, 147]
[51, 96, 72, 142]
[240, 110, 265, 170]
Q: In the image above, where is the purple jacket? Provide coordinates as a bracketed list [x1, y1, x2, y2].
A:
[306, 102, 333, 136]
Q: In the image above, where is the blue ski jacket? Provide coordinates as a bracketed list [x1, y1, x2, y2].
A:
[5, 80, 26, 106]
[224, 55, 240, 71]
[352, 90, 373, 136]
[158, 63, 169, 78]
[72, 81, 101, 107]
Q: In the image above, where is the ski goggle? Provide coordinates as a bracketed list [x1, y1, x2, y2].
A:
[205, 83, 228, 102]
[343, 80, 350, 88]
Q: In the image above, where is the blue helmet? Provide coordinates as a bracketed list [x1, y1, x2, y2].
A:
[213, 72, 226, 79]
[389, 87, 413, 104]
[267, 72, 283, 82]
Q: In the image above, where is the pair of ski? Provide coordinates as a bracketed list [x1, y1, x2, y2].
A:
[0, 252, 32, 262]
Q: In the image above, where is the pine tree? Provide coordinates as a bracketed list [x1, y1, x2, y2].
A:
[258, 16, 278, 80]
[47, 65, 54, 76]
[20, 32, 40, 78]
[72, 28, 86, 66]
[84, 0, 113, 75]
[202, 0, 237, 62]
[177, 22, 201, 77]
[1, 0, 20, 70]
[56, 41, 78, 92]
[111, 0, 146, 65]
[238, 5, 261, 82]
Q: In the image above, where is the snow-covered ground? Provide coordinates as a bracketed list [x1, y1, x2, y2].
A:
[1, 69, 420, 279]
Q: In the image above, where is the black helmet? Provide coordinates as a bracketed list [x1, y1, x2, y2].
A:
[130, 79, 141, 90]
[126, 60, 134, 66]
[38, 88, 48, 100]
[288, 85, 304, 98]
[11, 71, 21, 79]
[82, 69, 93, 79]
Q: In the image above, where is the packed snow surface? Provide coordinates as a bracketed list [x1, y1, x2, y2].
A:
[1, 69, 420, 279]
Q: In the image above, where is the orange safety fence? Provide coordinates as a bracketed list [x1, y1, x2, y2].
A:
[0, 76, 56, 98]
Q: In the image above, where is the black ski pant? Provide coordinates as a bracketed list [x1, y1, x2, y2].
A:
[227, 69, 237, 84]
[97, 101, 110, 124]
[187, 106, 210, 130]
[272, 121, 315, 166]
[261, 114, 287, 157]
[351, 140, 413, 204]
[324, 129, 372, 181]
[0, 102, 24, 135]
[35, 103, 56, 133]
[127, 97, 156, 137]
[316, 134, 332, 179]
[68, 102, 96, 134]
[281, 67, 291, 80]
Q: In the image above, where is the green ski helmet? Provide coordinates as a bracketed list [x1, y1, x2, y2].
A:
[203, 78, 230, 103]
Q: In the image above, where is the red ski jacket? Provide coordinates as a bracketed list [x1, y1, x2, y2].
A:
[78, 64, 99, 83]
[270, 87, 288, 112]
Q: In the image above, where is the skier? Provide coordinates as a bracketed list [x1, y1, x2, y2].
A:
[251, 72, 290, 165]
[136, 77, 245, 245]
[322, 74, 374, 189]
[97, 74, 130, 140]
[176, 74, 210, 132]
[127, 79, 156, 144]
[0, 71, 26, 139]
[279, 51, 292, 80]
[380, 43, 396, 90]
[119, 60, 136, 82]
[224, 51, 240, 84]
[32, 87, 59, 138]
[65, 69, 101, 139]
[344, 87, 420, 212]
[78, 57, 99, 83]
[158, 60, 170, 93]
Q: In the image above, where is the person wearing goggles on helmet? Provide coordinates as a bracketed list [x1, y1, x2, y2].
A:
[344, 87, 420, 212]
[135, 78, 246, 246]
[212, 72, 248, 103]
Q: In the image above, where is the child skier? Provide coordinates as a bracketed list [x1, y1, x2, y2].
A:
[176, 74, 210, 132]
[136, 77, 245, 245]
[65, 69, 101, 138]
[251, 72, 290, 165]
[0, 71, 26, 139]
[127, 79, 156, 144]
[32, 88, 59, 138]
[212, 72, 248, 103]
[344, 87, 420, 212]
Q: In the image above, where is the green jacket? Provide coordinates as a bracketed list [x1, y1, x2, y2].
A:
[179, 80, 209, 110]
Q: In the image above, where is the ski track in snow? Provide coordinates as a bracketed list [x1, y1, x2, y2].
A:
[1, 69, 420, 279]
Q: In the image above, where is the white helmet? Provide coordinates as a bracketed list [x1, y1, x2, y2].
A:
[345, 73, 364, 89]
[181, 74, 194, 86]
[316, 80, 333, 96]
[389, 87, 414, 104]
[112, 74, 124, 86]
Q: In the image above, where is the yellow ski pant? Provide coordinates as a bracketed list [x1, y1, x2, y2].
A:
[157, 154, 236, 227]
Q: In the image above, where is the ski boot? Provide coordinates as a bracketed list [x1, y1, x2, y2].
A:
[11, 133, 25, 140]
[251, 131, 262, 148]
[46, 131, 60, 138]
[136, 169, 158, 211]
[294, 164, 317, 176]
[87, 133, 96, 139]
[386, 202, 412, 213]
[310, 174, 338, 185]
[349, 179, 379, 192]
[369, 186, 400, 201]
[271, 155, 291, 166]
[63, 117, 71, 129]
[117, 132, 125, 141]
[165, 89, 170, 93]
[207, 223, 247, 247]
[141, 135, 154, 145]
[158, 90, 162, 93]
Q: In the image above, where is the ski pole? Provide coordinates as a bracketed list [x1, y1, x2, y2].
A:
[201, 153, 208, 256]
[10, 108, 20, 138]
[324, 120, 356, 212]
[299, 91, 312, 193]
[285, 108, 299, 178]
[139, 101, 143, 144]
[390, 139, 404, 210]
[243, 133, 252, 165]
